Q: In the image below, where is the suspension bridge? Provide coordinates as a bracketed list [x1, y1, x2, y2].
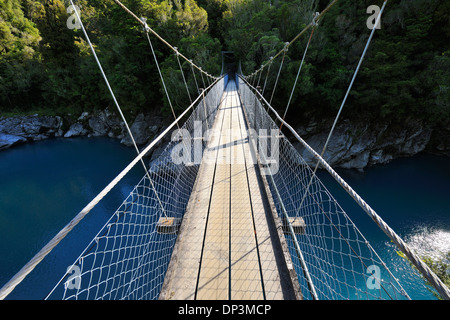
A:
[1, 0, 449, 300]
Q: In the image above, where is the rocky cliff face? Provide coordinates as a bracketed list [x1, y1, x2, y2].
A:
[0, 109, 168, 154]
[0, 115, 64, 149]
[292, 117, 449, 170]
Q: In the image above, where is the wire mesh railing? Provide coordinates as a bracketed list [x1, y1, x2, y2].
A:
[44, 78, 225, 300]
[237, 76, 410, 300]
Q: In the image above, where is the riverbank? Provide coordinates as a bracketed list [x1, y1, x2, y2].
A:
[0, 108, 171, 159]
[292, 116, 450, 170]
[1, 110, 449, 169]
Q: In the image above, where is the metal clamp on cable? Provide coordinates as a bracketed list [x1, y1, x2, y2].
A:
[140, 17, 150, 32]
[312, 12, 320, 26]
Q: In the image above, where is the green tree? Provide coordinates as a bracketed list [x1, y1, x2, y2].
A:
[174, 0, 208, 37]
[0, 0, 43, 111]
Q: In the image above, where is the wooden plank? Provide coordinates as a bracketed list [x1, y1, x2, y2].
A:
[156, 217, 181, 234]
[228, 85, 264, 300]
[195, 88, 232, 300]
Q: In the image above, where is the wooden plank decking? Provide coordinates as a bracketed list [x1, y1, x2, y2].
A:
[159, 80, 298, 300]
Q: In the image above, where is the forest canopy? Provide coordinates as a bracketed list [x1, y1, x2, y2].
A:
[0, 0, 449, 127]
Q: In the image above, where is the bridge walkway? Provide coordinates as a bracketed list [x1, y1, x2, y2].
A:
[159, 80, 298, 300]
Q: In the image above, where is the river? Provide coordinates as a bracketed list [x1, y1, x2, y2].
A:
[316, 153, 450, 300]
[0, 137, 145, 299]
[0, 137, 448, 299]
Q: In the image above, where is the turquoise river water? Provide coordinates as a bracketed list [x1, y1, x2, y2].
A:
[0, 137, 448, 300]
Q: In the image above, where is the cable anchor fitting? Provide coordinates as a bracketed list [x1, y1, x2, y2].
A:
[140, 17, 150, 32]
[312, 12, 320, 26]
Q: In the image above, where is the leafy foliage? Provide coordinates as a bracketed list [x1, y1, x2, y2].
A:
[398, 250, 450, 299]
[422, 252, 450, 299]
[0, 0, 448, 129]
